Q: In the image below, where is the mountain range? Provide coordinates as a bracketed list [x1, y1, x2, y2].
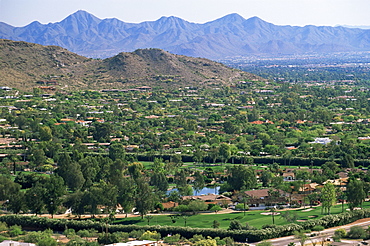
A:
[0, 39, 262, 91]
[1, 10, 370, 59]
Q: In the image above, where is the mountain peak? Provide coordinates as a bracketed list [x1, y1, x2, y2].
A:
[72, 10, 96, 18]
[157, 16, 187, 23]
[62, 10, 101, 24]
[25, 21, 43, 28]
[244, 16, 272, 29]
[214, 13, 245, 24]
[58, 10, 101, 32]
[245, 16, 269, 24]
[153, 16, 191, 30]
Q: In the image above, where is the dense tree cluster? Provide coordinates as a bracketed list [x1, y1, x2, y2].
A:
[1, 71, 370, 244]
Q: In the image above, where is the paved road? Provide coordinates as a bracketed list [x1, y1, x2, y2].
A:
[249, 218, 370, 246]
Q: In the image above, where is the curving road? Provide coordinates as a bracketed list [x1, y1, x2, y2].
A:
[249, 218, 370, 246]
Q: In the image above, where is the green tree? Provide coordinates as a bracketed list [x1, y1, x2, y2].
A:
[56, 153, 84, 190]
[64, 162, 85, 191]
[188, 200, 207, 214]
[109, 142, 125, 161]
[39, 126, 53, 141]
[79, 156, 99, 189]
[184, 119, 198, 131]
[347, 226, 366, 239]
[108, 159, 125, 186]
[260, 170, 274, 187]
[128, 162, 144, 180]
[144, 215, 154, 225]
[193, 149, 205, 166]
[139, 230, 161, 241]
[219, 143, 231, 164]
[84, 185, 104, 217]
[117, 177, 136, 218]
[135, 178, 155, 218]
[294, 231, 308, 246]
[228, 220, 243, 230]
[223, 121, 240, 134]
[210, 205, 222, 214]
[86, 181, 117, 215]
[0, 176, 21, 201]
[341, 153, 355, 168]
[321, 182, 336, 214]
[322, 161, 339, 179]
[104, 183, 119, 214]
[193, 171, 205, 195]
[194, 238, 217, 246]
[25, 183, 46, 215]
[8, 153, 19, 174]
[175, 169, 190, 196]
[212, 220, 220, 228]
[167, 190, 181, 204]
[38, 237, 57, 246]
[30, 148, 47, 168]
[92, 122, 113, 142]
[9, 225, 23, 237]
[171, 154, 183, 168]
[64, 191, 87, 218]
[151, 158, 165, 173]
[43, 175, 66, 218]
[150, 172, 168, 192]
[347, 179, 366, 210]
[7, 191, 26, 214]
[281, 211, 299, 223]
[334, 228, 346, 239]
[232, 191, 249, 216]
[227, 165, 257, 191]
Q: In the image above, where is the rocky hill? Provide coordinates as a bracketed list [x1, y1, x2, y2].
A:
[0, 39, 262, 91]
[1, 10, 370, 59]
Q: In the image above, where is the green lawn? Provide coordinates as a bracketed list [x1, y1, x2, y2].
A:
[114, 211, 287, 229]
[113, 201, 370, 229]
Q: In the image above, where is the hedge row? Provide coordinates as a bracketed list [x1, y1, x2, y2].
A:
[1, 209, 370, 242]
[84, 152, 370, 167]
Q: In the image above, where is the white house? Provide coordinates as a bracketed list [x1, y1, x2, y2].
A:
[0, 241, 36, 246]
[309, 137, 332, 145]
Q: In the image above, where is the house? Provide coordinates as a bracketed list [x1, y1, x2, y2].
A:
[250, 120, 274, 124]
[298, 183, 319, 193]
[358, 136, 370, 140]
[0, 87, 12, 91]
[296, 120, 306, 124]
[60, 118, 75, 123]
[245, 189, 286, 199]
[309, 137, 332, 145]
[182, 194, 232, 206]
[0, 241, 36, 246]
[136, 86, 152, 91]
[244, 189, 288, 209]
[38, 86, 56, 91]
[282, 171, 295, 181]
[145, 115, 160, 119]
[161, 201, 178, 209]
[76, 120, 92, 127]
[104, 240, 157, 246]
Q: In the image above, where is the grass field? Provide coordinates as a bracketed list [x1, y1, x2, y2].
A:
[113, 201, 370, 229]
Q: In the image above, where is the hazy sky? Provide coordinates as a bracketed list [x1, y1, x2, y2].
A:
[1, 0, 369, 27]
